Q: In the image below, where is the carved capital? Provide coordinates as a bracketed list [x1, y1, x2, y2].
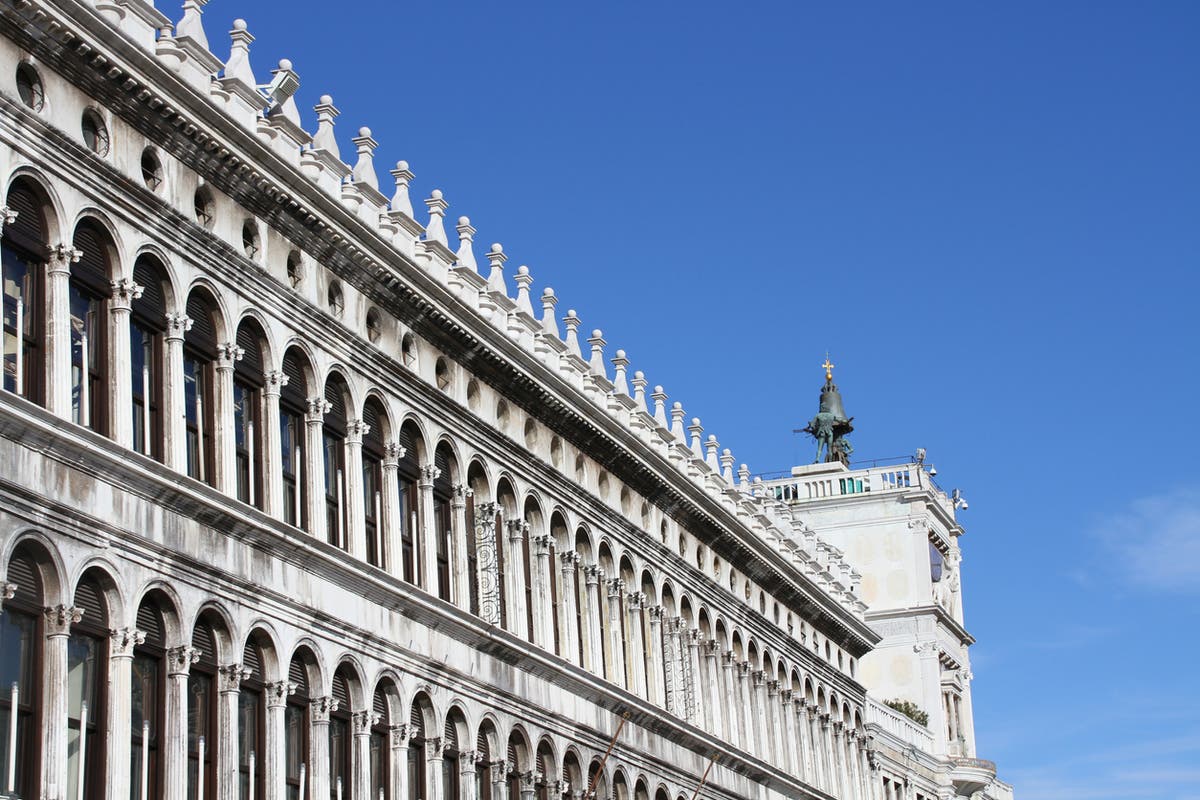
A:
[44, 605, 83, 635]
[305, 397, 332, 423]
[913, 641, 938, 656]
[505, 519, 527, 541]
[219, 663, 252, 692]
[722, 649, 736, 667]
[452, 484, 469, 505]
[476, 501, 499, 520]
[425, 737, 443, 758]
[215, 342, 244, 370]
[559, 550, 580, 570]
[780, 688, 794, 705]
[353, 710, 381, 735]
[109, 278, 144, 310]
[419, 463, 441, 486]
[166, 645, 201, 675]
[109, 626, 145, 657]
[263, 369, 289, 396]
[48, 243, 83, 272]
[0, 582, 15, 602]
[0, 206, 18, 233]
[265, 680, 295, 707]
[647, 604, 664, 623]
[310, 695, 338, 722]
[583, 564, 602, 584]
[383, 441, 406, 466]
[345, 419, 369, 445]
[389, 724, 409, 747]
[165, 312, 193, 340]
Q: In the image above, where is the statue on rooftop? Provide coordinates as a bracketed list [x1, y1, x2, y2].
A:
[803, 356, 855, 466]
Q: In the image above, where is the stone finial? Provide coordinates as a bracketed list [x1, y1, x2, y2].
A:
[311, 95, 340, 157]
[540, 289, 559, 337]
[652, 386, 669, 427]
[455, 216, 477, 271]
[424, 190, 449, 247]
[390, 161, 415, 218]
[486, 243, 508, 294]
[631, 371, 648, 413]
[266, 59, 303, 126]
[562, 310, 582, 358]
[738, 463, 751, 492]
[223, 19, 256, 87]
[587, 330, 607, 378]
[670, 402, 687, 440]
[688, 418, 704, 457]
[351, 127, 379, 191]
[514, 266, 535, 316]
[705, 435, 720, 470]
[720, 449, 735, 483]
[611, 350, 630, 395]
[176, 0, 211, 48]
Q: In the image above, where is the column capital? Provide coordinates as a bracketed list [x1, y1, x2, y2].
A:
[310, 695, 338, 722]
[219, 663, 252, 692]
[166, 645, 201, 676]
[736, 659, 751, 677]
[722, 649, 736, 667]
[345, 419, 370, 445]
[452, 483, 470, 506]
[389, 724, 409, 747]
[559, 550, 580, 570]
[506, 518, 528, 541]
[419, 463, 441, 486]
[488, 761, 507, 783]
[646, 604, 664, 623]
[701, 638, 718, 657]
[1, 582, 15, 602]
[305, 397, 332, 424]
[767, 678, 780, 696]
[109, 278, 144, 310]
[0, 205, 18, 233]
[44, 604, 83, 635]
[518, 771, 537, 790]
[582, 563, 602, 584]
[383, 441, 406, 466]
[424, 736, 443, 758]
[752, 669, 765, 687]
[265, 680, 295, 708]
[605, 578, 623, 599]
[48, 243, 82, 273]
[109, 626, 145, 657]
[532, 534, 553, 555]
[780, 688, 794, 705]
[216, 342, 245, 371]
[165, 312, 193, 341]
[263, 369, 289, 396]
[352, 709, 380, 735]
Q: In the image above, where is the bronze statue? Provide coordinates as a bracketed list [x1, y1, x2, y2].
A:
[803, 356, 855, 466]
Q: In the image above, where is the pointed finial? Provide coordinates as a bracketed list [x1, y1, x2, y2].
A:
[651, 386, 668, 427]
[631, 371, 648, 413]
[514, 266, 535, 316]
[424, 189, 448, 247]
[311, 94, 340, 156]
[223, 19, 256, 86]
[611, 349, 630, 395]
[705, 435, 720, 470]
[688, 418, 704, 458]
[738, 464, 751, 492]
[351, 127, 379, 190]
[176, 0, 211, 48]
[670, 402, 686, 440]
[540, 289, 560, 337]
[720, 448, 735, 483]
[486, 243, 508, 294]
[562, 309, 581, 357]
[587, 330, 607, 378]
[822, 352, 835, 382]
[390, 161, 415, 217]
[455, 216, 477, 271]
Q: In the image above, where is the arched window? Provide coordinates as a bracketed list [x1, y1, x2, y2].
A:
[279, 349, 310, 529]
[239, 634, 268, 800]
[183, 290, 220, 486]
[397, 423, 421, 585]
[69, 221, 113, 433]
[0, 547, 44, 798]
[233, 319, 267, 508]
[535, 741, 554, 800]
[433, 445, 454, 602]
[68, 573, 110, 800]
[285, 654, 311, 800]
[369, 686, 392, 800]
[407, 701, 426, 800]
[2, 179, 49, 403]
[132, 595, 169, 800]
[474, 726, 493, 800]
[188, 618, 219, 800]
[322, 374, 350, 549]
[130, 256, 168, 460]
[441, 710, 461, 800]
[328, 670, 352, 800]
[362, 400, 387, 569]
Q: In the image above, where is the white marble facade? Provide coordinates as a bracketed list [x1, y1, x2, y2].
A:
[0, 3, 1009, 800]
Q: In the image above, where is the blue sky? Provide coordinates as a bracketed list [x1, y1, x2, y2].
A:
[200, 2, 1199, 797]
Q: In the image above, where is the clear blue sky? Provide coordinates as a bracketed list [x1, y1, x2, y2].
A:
[203, 2, 1199, 797]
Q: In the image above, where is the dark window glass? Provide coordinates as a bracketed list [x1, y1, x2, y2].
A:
[2, 245, 39, 399]
[0, 608, 35, 798]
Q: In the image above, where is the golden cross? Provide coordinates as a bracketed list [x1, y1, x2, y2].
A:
[822, 353, 835, 381]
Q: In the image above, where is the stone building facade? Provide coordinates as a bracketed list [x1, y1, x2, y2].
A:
[0, 3, 1010, 800]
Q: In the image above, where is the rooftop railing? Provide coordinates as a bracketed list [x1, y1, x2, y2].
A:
[864, 697, 935, 751]
[757, 461, 955, 517]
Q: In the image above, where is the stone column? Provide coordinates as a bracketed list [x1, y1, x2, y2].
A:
[344, 419, 369, 558]
[518, 771, 536, 800]
[108, 278, 143, 447]
[389, 725, 409, 800]
[847, 730, 863, 800]
[531, 535, 553, 649]
[107, 627, 144, 800]
[721, 652, 740, 749]
[558, 552, 580, 664]
[831, 721, 845, 798]
[214, 342, 244, 496]
[960, 669, 978, 757]
[736, 661, 753, 755]
[353, 711, 377, 800]
[381, 443, 405, 577]
[505, 521, 529, 639]
[751, 670, 768, 758]
[44, 244, 81, 419]
[265, 681, 293, 800]
[582, 566, 603, 676]
[309, 697, 336, 800]
[458, 751, 480, 800]
[626, 593, 647, 698]
[419, 464, 441, 595]
[760, 674, 777, 765]
[819, 714, 833, 795]
[164, 313, 193, 472]
[39, 606, 80, 800]
[451, 485, 471, 610]
[425, 737, 444, 800]
[646, 606, 664, 707]
[767, 680, 783, 766]
[165, 646, 201, 800]
[702, 640, 721, 736]
[606, 580, 627, 687]
[474, 502, 502, 626]
[219, 665, 251, 800]
[780, 690, 798, 777]
[797, 701, 813, 786]
[262, 370, 289, 519]
[914, 641, 943, 753]
[305, 398, 331, 542]
[686, 631, 702, 726]
[488, 761, 506, 800]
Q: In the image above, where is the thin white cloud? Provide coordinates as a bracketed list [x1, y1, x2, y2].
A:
[1095, 487, 1200, 593]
